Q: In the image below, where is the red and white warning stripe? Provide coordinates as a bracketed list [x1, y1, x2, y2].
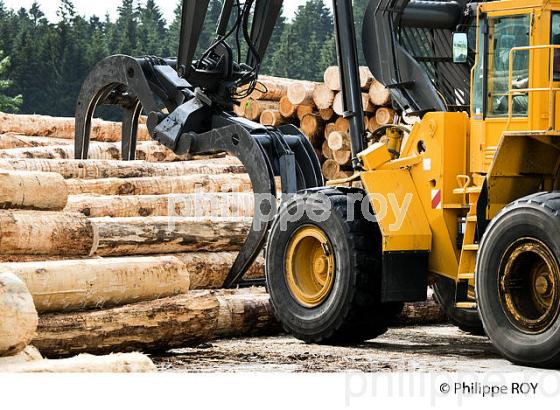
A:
[431, 189, 442, 210]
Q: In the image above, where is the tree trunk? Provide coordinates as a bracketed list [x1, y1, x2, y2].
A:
[0, 170, 68, 210]
[0, 113, 150, 142]
[0, 352, 156, 373]
[91, 216, 251, 256]
[327, 131, 350, 152]
[250, 76, 290, 100]
[65, 192, 255, 218]
[0, 272, 38, 357]
[369, 79, 392, 106]
[376, 107, 396, 125]
[259, 109, 288, 127]
[33, 288, 279, 358]
[0, 211, 94, 256]
[0, 141, 187, 162]
[7, 256, 191, 313]
[243, 99, 280, 121]
[0, 157, 245, 179]
[312, 84, 335, 110]
[394, 290, 446, 326]
[66, 174, 252, 196]
[176, 253, 264, 290]
[0, 134, 71, 149]
[287, 82, 317, 106]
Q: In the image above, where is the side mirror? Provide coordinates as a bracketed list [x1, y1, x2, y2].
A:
[453, 32, 468, 63]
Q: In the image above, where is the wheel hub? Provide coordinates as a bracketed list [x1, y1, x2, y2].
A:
[499, 238, 560, 334]
[285, 226, 335, 308]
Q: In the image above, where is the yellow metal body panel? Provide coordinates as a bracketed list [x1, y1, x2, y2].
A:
[360, 170, 432, 252]
[359, 142, 392, 170]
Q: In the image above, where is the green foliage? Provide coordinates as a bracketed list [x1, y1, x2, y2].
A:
[0, 0, 371, 116]
[0, 51, 22, 112]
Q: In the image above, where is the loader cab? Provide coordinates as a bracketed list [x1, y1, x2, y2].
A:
[469, 0, 560, 175]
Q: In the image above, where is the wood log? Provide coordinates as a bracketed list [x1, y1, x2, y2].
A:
[0, 113, 150, 142]
[334, 116, 349, 132]
[327, 131, 350, 151]
[324, 66, 342, 91]
[173, 253, 264, 289]
[369, 79, 392, 106]
[0, 157, 245, 179]
[259, 109, 288, 127]
[251, 76, 289, 100]
[321, 159, 341, 180]
[65, 192, 255, 218]
[367, 115, 380, 133]
[324, 122, 336, 140]
[243, 99, 279, 121]
[6, 256, 191, 313]
[66, 174, 252, 196]
[287, 82, 317, 106]
[0, 170, 68, 210]
[332, 92, 344, 116]
[300, 114, 324, 146]
[33, 288, 279, 358]
[0, 271, 38, 356]
[312, 84, 335, 109]
[0, 211, 94, 256]
[0, 353, 156, 373]
[279, 96, 296, 118]
[333, 171, 353, 179]
[321, 140, 334, 160]
[359, 66, 374, 90]
[333, 149, 352, 166]
[233, 98, 248, 117]
[318, 108, 335, 121]
[0, 346, 42, 367]
[296, 104, 314, 121]
[376, 107, 396, 125]
[0, 134, 71, 149]
[393, 290, 446, 326]
[91, 216, 251, 256]
[0, 141, 187, 162]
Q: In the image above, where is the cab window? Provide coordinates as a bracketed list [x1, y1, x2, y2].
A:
[486, 15, 530, 117]
[552, 13, 560, 81]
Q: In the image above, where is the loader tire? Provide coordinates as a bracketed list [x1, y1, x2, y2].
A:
[432, 277, 484, 335]
[476, 192, 560, 368]
[266, 187, 393, 345]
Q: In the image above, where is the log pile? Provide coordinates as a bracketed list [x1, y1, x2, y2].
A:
[235, 68, 394, 181]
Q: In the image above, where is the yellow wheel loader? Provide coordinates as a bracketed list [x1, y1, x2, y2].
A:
[77, 0, 560, 368]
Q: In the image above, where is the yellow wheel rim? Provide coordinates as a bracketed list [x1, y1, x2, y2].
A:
[285, 226, 335, 308]
[499, 238, 560, 334]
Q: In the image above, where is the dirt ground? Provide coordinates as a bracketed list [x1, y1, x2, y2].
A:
[153, 325, 531, 372]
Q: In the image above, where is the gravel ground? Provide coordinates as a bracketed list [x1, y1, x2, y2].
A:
[153, 325, 532, 372]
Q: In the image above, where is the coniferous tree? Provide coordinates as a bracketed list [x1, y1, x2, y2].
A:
[0, 51, 22, 112]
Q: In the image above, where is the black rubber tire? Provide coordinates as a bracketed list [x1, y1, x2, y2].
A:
[432, 276, 485, 335]
[265, 187, 394, 344]
[476, 192, 560, 368]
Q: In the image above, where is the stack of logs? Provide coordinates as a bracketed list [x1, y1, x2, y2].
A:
[234, 67, 395, 181]
[0, 107, 443, 371]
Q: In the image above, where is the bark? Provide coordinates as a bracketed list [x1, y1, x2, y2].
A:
[91, 216, 251, 256]
[65, 192, 255, 218]
[0, 271, 38, 357]
[0, 211, 94, 256]
[0, 141, 188, 162]
[0, 113, 150, 142]
[7, 256, 191, 313]
[0, 157, 245, 179]
[243, 99, 280, 121]
[66, 174, 252, 196]
[369, 80, 392, 106]
[259, 109, 289, 127]
[287, 82, 317, 106]
[0, 134, 71, 149]
[34, 288, 279, 358]
[175, 253, 264, 290]
[0, 352, 156, 373]
[0, 170, 68, 210]
[312, 84, 335, 110]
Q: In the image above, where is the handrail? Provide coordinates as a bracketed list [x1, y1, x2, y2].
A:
[505, 44, 560, 133]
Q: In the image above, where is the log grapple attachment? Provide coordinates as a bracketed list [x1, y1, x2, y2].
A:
[75, 0, 323, 287]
